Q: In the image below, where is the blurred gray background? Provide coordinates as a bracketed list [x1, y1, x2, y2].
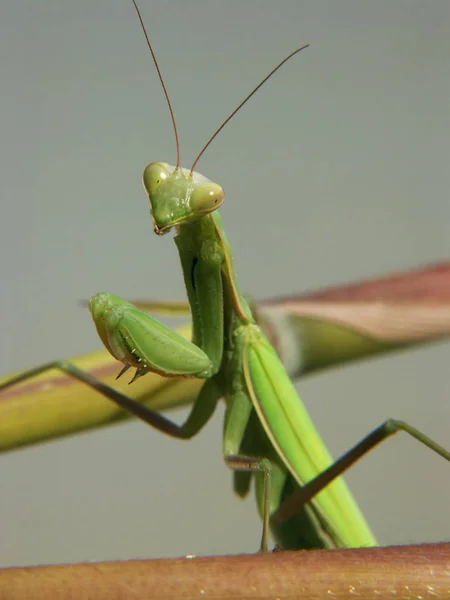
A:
[0, 0, 449, 567]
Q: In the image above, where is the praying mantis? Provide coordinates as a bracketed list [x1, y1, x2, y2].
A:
[83, 2, 450, 552]
[1, 1, 449, 562]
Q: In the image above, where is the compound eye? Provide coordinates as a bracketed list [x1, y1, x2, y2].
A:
[142, 161, 171, 198]
[189, 183, 224, 216]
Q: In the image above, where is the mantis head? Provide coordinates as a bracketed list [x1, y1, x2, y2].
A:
[133, 0, 308, 237]
[143, 161, 224, 235]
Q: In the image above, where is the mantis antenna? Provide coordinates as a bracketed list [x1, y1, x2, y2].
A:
[131, 0, 181, 168]
[131, 1, 309, 175]
[190, 43, 310, 174]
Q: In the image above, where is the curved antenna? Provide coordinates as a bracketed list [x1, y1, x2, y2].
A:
[190, 44, 310, 174]
[131, 0, 180, 168]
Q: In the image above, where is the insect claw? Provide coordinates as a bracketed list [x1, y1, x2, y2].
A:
[116, 365, 130, 380]
[128, 367, 147, 385]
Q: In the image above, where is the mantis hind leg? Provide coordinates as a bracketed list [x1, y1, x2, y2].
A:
[271, 419, 450, 527]
[0, 361, 221, 440]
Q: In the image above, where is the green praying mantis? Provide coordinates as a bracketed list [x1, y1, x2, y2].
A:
[1, 2, 449, 553]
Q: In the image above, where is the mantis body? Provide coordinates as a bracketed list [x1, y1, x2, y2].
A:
[2, 2, 449, 552]
[86, 3, 450, 551]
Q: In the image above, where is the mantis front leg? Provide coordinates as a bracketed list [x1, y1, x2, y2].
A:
[85, 292, 223, 439]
